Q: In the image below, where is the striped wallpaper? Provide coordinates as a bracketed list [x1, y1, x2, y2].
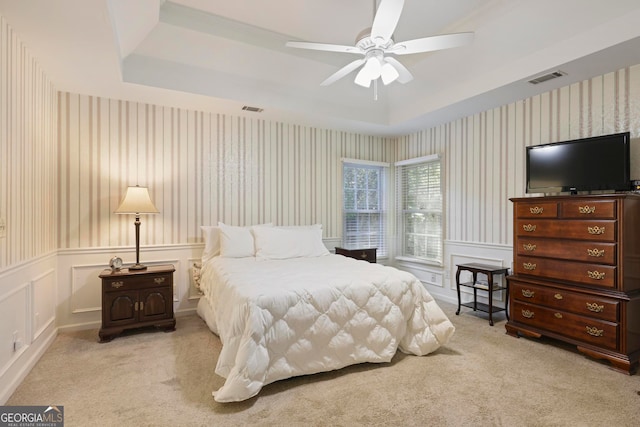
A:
[4, 9, 640, 265]
[0, 15, 57, 269]
[396, 65, 640, 247]
[56, 95, 395, 248]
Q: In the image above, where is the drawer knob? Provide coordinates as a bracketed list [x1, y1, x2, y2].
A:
[360, 252, 368, 259]
[587, 270, 606, 280]
[587, 248, 605, 257]
[529, 206, 544, 214]
[522, 224, 537, 232]
[585, 326, 604, 337]
[578, 206, 596, 214]
[522, 243, 537, 252]
[521, 309, 535, 319]
[554, 313, 563, 319]
[523, 262, 537, 271]
[521, 289, 535, 298]
[154, 277, 166, 284]
[111, 281, 124, 289]
[586, 302, 605, 313]
[554, 293, 563, 300]
[587, 226, 605, 235]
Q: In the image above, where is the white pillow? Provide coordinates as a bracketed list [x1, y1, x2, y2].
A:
[201, 226, 220, 262]
[253, 225, 329, 259]
[218, 222, 273, 258]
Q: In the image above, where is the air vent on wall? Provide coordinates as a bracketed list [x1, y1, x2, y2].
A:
[242, 106, 264, 113]
[528, 71, 566, 85]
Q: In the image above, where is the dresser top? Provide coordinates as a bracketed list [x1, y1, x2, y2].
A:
[99, 264, 175, 278]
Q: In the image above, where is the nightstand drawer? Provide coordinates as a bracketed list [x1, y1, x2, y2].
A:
[335, 247, 377, 263]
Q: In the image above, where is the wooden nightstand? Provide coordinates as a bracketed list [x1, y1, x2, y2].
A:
[99, 264, 176, 342]
[335, 247, 377, 263]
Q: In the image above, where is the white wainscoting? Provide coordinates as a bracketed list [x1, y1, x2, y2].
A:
[394, 240, 513, 307]
[57, 244, 202, 331]
[0, 253, 58, 405]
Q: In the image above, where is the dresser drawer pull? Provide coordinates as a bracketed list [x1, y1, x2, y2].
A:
[522, 243, 537, 251]
[521, 309, 535, 319]
[522, 224, 537, 232]
[587, 270, 606, 280]
[554, 313, 563, 319]
[134, 301, 138, 311]
[585, 326, 604, 337]
[522, 262, 537, 271]
[578, 206, 596, 214]
[586, 302, 605, 313]
[521, 289, 535, 298]
[587, 226, 605, 235]
[587, 248, 605, 257]
[154, 277, 166, 284]
[111, 281, 124, 289]
[529, 206, 544, 214]
[360, 252, 368, 259]
[134, 301, 145, 311]
[554, 293, 563, 300]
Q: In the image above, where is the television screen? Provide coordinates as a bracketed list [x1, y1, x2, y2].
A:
[526, 132, 631, 194]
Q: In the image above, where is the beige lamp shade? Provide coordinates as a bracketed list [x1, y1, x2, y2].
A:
[115, 186, 159, 214]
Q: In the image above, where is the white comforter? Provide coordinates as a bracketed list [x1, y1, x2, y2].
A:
[196, 254, 455, 402]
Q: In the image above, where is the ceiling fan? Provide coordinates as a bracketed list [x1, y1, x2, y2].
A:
[286, 0, 474, 88]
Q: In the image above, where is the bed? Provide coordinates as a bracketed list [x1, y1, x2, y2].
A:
[196, 223, 455, 402]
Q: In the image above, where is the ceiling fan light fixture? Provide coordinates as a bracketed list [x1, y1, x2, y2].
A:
[354, 67, 373, 87]
[381, 62, 399, 85]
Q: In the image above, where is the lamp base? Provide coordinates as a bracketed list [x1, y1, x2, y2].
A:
[128, 263, 147, 271]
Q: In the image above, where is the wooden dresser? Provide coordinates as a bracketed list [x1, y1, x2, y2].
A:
[335, 247, 377, 263]
[506, 194, 640, 374]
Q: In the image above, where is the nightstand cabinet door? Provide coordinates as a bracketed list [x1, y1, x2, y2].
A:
[99, 264, 176, 342]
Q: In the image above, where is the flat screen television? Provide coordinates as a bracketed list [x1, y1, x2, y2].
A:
[526, 132, 631, 194]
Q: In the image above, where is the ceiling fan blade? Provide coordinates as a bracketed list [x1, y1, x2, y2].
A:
[286, 41, 360, 54]
[370, 0, 405, 45]
[389, 32, 474, 55]
[321, 59, 366, 86]
[383, 57, 413, 84]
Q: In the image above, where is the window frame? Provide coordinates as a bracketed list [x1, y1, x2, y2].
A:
[395, 154, 443, 266]
[341, 158, 389, 258]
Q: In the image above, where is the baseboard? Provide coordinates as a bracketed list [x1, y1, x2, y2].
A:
[0, 326, 57, 405]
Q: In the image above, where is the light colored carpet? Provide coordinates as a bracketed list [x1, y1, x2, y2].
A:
[7, 301, 640, 426]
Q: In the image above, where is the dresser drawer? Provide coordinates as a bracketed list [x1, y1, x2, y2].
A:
[511, 301, 618, 351]
[516, 219, 616, 241]
[515, 237, 616, 265]
[510, 281, 619, 322]
[516, 201, 558, 218]
[561, 199, 616, 219]
[515, 255, 616, 288]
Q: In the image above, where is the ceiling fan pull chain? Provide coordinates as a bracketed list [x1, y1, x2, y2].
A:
[374, 79, 378, 101]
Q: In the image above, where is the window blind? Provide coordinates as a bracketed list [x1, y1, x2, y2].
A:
[342, 162, 387, 257]
[396, 156, 442, 264]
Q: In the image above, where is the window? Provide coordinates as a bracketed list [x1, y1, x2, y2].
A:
[342, 159, 387, 257]
[395, 154, 442, 264]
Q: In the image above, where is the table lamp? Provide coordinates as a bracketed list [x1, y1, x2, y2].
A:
[115, 185, 159, 270]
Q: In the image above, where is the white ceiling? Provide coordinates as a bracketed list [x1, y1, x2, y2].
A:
[3, 0, 640, 136]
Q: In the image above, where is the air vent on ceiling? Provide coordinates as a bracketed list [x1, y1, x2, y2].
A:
[528, 71, 567, 85]
[242, 106, 264, 113]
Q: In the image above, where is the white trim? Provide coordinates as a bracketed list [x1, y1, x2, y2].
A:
[394, 153, 440, 166]
[341, 158, 390, 167]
